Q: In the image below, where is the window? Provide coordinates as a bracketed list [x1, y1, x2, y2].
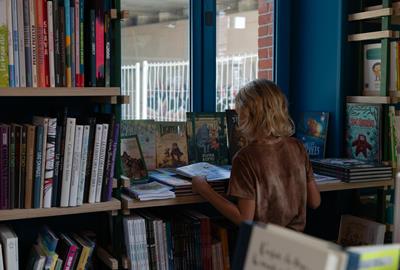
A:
[121, 0, 190, 121]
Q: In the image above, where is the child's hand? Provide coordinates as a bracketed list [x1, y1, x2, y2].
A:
[192, 176, 210, 195]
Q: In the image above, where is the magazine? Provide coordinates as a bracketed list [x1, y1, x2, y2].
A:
[175, 162, 231, 181]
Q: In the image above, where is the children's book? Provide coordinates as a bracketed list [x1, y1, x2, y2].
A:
[296, 112, 329, 159]
[123, 182, 175, 201]
[120, 120, 157, 170]
[120, 135, 148, 183]
[225, 110, 245, 162]
[156, 122, 188, 168]
[175, 162, 230, 181]
[186, 112, 229, 165]
[346, 103, 382, 162]
[347, 244, 400, 270]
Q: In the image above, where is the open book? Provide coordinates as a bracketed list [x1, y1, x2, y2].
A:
[175, 162, 231, 181]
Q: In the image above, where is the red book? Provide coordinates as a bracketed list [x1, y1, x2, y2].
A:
[42, 0, 50, 87]
[95, 0, 105, 86]
[36, 0, 45, 87]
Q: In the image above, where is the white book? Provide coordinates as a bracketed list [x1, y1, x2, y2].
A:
[33, 245, 46, 270]
[69, 125, 83, 207]
[77, 125, 90, 205]
[11, 0, 19, 87]
[161, 222, 168, 270]
[43, 118, 57, 208]
[16, 0, 26, 87]
[0, 225, 19, 270]
[95, 123, 108, 202]
[47, 1, 55, 87]
[60, 118, 76, 207]
[141, 218, 150, 270]
[6, 0, 14, 87]
[29, 0, 37, 87]
[0, 243, 4, 270]
[88, 124, 102, 204]
[33, 116, 49, 208]
[152, 220, 161, 270]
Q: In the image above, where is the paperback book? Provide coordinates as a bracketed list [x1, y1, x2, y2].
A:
[120, 135, 148, 183]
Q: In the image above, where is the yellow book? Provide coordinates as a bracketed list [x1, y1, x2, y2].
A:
[347, 244, 400, 270]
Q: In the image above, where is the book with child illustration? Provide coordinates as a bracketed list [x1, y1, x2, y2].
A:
[186, 112, 229, 165]
[175, 162, 230, 181]
[120, 135, 148, 183]
[225, 109, 246, 162]
[296, 112, 329, 159]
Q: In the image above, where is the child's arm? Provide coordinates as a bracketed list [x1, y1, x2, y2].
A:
[307, 180, 321, 209]
[192, 176, 255, 225]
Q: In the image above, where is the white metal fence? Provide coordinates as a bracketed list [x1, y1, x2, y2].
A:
[121, 54, 258, 121]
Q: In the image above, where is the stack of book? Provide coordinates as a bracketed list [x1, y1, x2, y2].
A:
[0, 111, 119, 209]
[311, 158, 392, 182]
[0, 224, 96, 270]
[0, 0, 114, 88]
[123, 210, 235, 270]
[122, 181, 175, 201]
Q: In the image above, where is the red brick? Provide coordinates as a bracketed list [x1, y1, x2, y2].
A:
[258, 13, 273, 25]
[258, 36, 273, 48]
[258, 70, 269, 79]
[259, 1, 273, 14]
[259, 59, 273, 69]
[259, 48, 269, 59]
[258, 25, 273, 37]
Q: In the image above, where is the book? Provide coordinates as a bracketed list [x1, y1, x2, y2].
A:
[33, 125, 44, 208]
[64, 0, 71, 87]
[56, 233, 79, 270]
[53, 0, 60, 86]
[0, 125, 9, 209]
[17, 0, 26, 87]
[104, 11, 110, 87]
[0, 0, 9, 87]
[9, 125, 15, 208]
[6, 0, 14, 87]
[11, 0, 19, 87]
[59, 5, 66, 86]
[88, 124, 102, 203]
[346, 103, 382, 162]
[156, 122, 188, 168]
[121, 120, 157, 170]
[102, 120, 119, 202]
[12, 124, 22, 208]
[77, 125, 89, 205]
[0, 225, 19, 270]
[95, 123, 108, 202]
[296, 112, 329, 159]
[47, 0, 55, 87]
[20, 126, 27, 208]
[186, 112, 229, 165]
[33, 117, 49, 208]
[120, 135, 148, 183]
[52, 125, 62, 207]
[176, 162, 230, 181]
[69, 125, 83, 206]
[337, 215, 386, 247]
[23, 0, 32, 87]
[123, 181, 175, 201]
[29, 0, 37, 87]
[83, 117, 96, 203]
[70, 6, 75, 87]
[95, 0, 104, 86]
[0, 244, 3, 270]
[35, 0, 45, 87]
[43, 118, 56, 208]
[78, 0, 84, 87]
[60, 118, 76, 207]
[347, 244, 400, 270]
[73, 0, 80, 87]
[225, 109, 245, 162]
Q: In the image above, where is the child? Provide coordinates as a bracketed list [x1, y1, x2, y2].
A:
[192, 79, 321, 231]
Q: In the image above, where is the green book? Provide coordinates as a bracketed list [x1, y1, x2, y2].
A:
[347, 244, 400, 269]
[0, 0, 9, 87]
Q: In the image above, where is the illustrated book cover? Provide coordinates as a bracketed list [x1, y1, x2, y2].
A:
[120, 135, 148, 183]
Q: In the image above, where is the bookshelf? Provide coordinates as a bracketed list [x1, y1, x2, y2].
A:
[0, 87, 121, 97]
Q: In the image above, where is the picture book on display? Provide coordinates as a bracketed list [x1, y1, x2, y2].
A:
[123, 181, 175, 201]
[156, 121, 188, 168]
[120, 135, 148, 183]
[186, 112, 229, 165]
[296, 112, 329, 159]
[225, 109, 245, 162]
[346, 103, 382, 162]
[175, 162, 231, 181]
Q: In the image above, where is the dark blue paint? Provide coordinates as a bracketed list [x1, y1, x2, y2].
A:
[191, 0, 203, 112]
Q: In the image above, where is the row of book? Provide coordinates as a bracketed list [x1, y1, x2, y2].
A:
[123, 210, 236, 270]
[0, 112, 119, 210]
[0, 0, 113, 88]
[0, 224, 96, 270]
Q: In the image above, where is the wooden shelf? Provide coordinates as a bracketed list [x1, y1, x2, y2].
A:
[348, 30, 399, 42]
[122, 195, 208, 210]
[347, 96, 392, 104]
[318, 179, 393, 192]
[97, 247, 118, 270]
[0, 198, 121, 221]
[348, 8, 393, 21]
[0, 87, 120, 97]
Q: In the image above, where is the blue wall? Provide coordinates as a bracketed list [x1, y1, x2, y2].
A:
[289, 0, 346, 157]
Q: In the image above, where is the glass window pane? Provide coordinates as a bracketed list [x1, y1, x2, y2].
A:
[121, 0, 190, 121]
[216, 0, 259, 112]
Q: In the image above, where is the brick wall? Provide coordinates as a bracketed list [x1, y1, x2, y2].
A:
[258, 0, 274, 80]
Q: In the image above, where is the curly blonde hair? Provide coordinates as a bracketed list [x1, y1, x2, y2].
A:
[235, 79, 294, 142]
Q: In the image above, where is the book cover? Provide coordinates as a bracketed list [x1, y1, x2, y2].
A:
[74, 0, 80, 87]
[0, 125, 9, 209]
[225, 109, 245, 162]
[29, 0, 37, 87]
[59, 6, 66, 86]
[6, 0, 14, 87]
[12, 124, 22, 208]
[52, 125, 62, 207]
[64, 0, 71, 87]
[53, 0, 60, 86]
[9, 126, 15, 209]
[156, 122, 188, 169]
[20, 126, 27, 208]
[17, 0, 26, 87]
[23, 0, 32, 87]
[176, 162, 230, 181]
[43, 118, 56, 208]
[24, 124, 35, 209]
[69, 125, 83, 207]
[33, 125, 44, 208]
[11, 0, 20, 87]
[60, 118, 76, 207]
[35, 0, 45, 87]
[186, 112, 229, 165]
[121, 120, 157, 170]
[47, 0, 55, 87]
[95, 123, 108, 202]
[33, 117, 49, 208]
[347, 245, 400, 270]
[78, 0, 84, 86]
[42, 0, 49, 87]
[296, 112, 329, 159]
[70, 6, 75, 87]
[120, 135, 148, 182]
[83, 117, 95, 203]
[104, 12, 110, 87]
[102, 119, 119, 202]
[0, 0, 9, 87]
[95, 0, 104, 86]
[77, 125, 89, 205]
[346, 103, 382, 162]
[88, 124, 102, 203]
[89, 8, 95, 86]
[0, 225, 19, 270]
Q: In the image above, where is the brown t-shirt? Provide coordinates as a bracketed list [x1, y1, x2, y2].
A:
[227, 137, 314, 231]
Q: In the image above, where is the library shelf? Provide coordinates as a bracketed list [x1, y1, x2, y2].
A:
[0, 87, 121, 97]
[318, 179, 393, 192]
[121, 195, 208, 211]
[346, 96, 392, 104]
[0, 198, 121, 221]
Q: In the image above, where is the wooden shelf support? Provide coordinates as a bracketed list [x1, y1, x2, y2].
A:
[348, 8, 393, 21]
[348, 30, 398, 42]
[346, 96, 392, 104]
[97, 247, 118, 270]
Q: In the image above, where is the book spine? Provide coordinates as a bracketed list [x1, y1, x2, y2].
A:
[0, 126, 9, 209]
[83, 118, 95, 203]
[9, 127, 15, 209]
[14, 127, 21, 208]
[70, 6, 75, 87]
[88, 124, 102, 203]
[64, 245, 77, 270]
[95, 0, 104, 86]
[77, 125, 89, 205]
[47, 0, 55, 87]
[95, 123, 108, 202]
[17, 0, 26, 87]
[38, 120, 48, 208]
[74, 0, 79, 86]
[69, 125, 83, 207]
[78, 0, 84, 86]
[53, 0, 60, 86]
[102, 122, 119, 202]
[20, 127, 27, 208]
[24, 126, 35, 209]
[33, 126, 43, 208]
[11, 0, 20, 87]
[43, 118, 56, 208]
[6, 0, 14, 87]
[60, 118, 76, 207]
[29, 0, 37, 87]
[23, 0, 32, 87]
[59, 6, 66, 87]
[56, 108, 68, 206]
[89, 9, 95, 86]
[104, 12, 110, 87]
[42, 0, 49, 87]
[35, 0, 44, 87]
[64, 0, 71, 87]
[0, 0, 9, 87]
[52, 125, 62, 207]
